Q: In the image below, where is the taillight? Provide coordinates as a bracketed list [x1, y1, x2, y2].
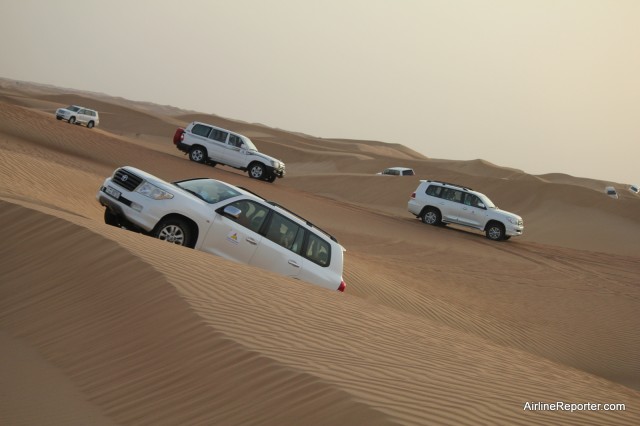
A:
[173, 128, 185, 145]
[337, 280, 346, 292]
[410, 192, 416, 199]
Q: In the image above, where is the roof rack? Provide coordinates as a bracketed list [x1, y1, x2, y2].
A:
[427, 180, 473, 191]
[268, 201, 339, 243]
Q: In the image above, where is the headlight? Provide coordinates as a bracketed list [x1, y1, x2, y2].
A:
[136, 182, 174, 200]
[507, 217, 519, 225]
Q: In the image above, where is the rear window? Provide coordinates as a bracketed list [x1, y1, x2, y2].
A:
[402, 169, 415, 176]
[191, 124, 212, 138]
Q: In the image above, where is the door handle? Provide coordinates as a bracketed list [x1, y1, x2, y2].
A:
[246, 237, 257, 245]
[287, 260, 300, 268]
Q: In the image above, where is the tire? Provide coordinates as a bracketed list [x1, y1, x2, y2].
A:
[153, 218, 194, 247]
[87, 121, 95, 129]
[56, 116, 62, 120]
[486, 222, 505, 241]
[104, 209, 120, 227]
[265, 174, 276, 183]
[68, 116, 76, 125]
[421, 207, 441, 226]
[189, 146, 206, 163]
[248, 162, 265, 180]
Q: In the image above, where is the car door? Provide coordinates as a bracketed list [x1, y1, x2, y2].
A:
[456, 194, 484, 228]
[205, 127, 230, 163]
[76, 109, 89, 124]
[437, 188, 461, 222]
[200, 199, 270, 265]
[221, 133, 245, 168]
[249, 211, 305, 280]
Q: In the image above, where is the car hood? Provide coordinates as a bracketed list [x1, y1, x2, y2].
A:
[494, 208, 523, 222]
[247, 151, 284, 166]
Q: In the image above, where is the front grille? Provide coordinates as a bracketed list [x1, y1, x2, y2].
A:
[113, 169, 143, 191]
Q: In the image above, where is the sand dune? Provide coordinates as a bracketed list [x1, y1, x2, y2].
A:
[1, 82, 640, 425]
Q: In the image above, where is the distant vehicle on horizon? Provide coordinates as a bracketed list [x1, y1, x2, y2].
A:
[55, 105, 99, 128]
[605, 186, 619, 199]
[628, 184, 639, 194]
[377, 167, 415, 176]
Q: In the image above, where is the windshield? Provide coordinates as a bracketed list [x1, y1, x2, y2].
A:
[66, 105, 80, 112]
[241, 136, 257, 151]
[175, 179, 241, 204]
[479, 194, 496, 209]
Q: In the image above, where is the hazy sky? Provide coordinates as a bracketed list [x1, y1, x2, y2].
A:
[2, 0, 639, 183]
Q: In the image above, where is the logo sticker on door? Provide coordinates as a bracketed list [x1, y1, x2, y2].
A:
[226, 232, 240, 245]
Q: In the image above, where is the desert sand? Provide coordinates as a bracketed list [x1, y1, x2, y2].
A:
[1, 79, 639, 425]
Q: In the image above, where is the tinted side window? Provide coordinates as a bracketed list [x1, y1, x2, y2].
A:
[264, 213, 303, 254]
[192, 124, 212, 138]
[305, 233, 331, 267]
[426, 185, 442, 197]
[226, 200, 270, 233]
[402, 169, 414, 176]
[229, 134, 243, 147]
[209, 129, 229, 143]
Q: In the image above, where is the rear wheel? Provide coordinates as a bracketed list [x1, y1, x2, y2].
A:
[189, 146, 206, 163]
[87, 121, 95, 129]
[68, 116, 76, 124]
[153, 218, 194, 248]
[421, 207, 441, 226]
[486, 222, 505, 241]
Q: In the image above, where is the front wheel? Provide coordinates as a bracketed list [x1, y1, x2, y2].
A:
[104, 209, 120, 227]
[249, 163, 265, 179]
[189, 146, 206, 163]
[153, 218, 194, 247]
[68, 116, 76, 125]
[486, 223, 505, 241]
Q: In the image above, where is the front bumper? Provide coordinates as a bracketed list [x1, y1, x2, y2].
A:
[96, 179, 164, 232]
[505, 224, 524, 237]
[268, 165, 286, 178]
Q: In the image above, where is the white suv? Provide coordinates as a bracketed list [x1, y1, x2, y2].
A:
[55, 105, 99, 128]
[173, 122, 285, 183]
[97, 166, 345, 291]
[408, 180, 524, 241]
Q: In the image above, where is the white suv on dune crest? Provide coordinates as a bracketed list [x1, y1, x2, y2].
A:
[55, 105, 99, 128]
[408, 180, 524, 241]
[97, 166, 345, 291]
[173, 121, 285, 183]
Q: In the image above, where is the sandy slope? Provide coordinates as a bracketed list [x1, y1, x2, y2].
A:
[1, 84, 640, 425]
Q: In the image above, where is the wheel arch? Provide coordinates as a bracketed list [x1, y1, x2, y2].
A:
[484, 219, 505, 232]
[419, 205, 440, 218]
[153, 213, 199, 248]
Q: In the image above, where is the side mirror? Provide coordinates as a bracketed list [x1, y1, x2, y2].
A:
[223, 205, 242, 219]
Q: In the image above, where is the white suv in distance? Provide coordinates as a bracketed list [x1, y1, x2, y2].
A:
[173, 122, 285, 183]
[408, 180, 524, 241]
[55, 105, 99, 128]
[96, 166, 345, 291]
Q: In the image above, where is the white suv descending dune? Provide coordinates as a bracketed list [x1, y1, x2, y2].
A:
[97, 166, 345, 291]
[173, 121, 285, 183]
[408, 180, 524, 241]
[55, 105, 99, 128]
